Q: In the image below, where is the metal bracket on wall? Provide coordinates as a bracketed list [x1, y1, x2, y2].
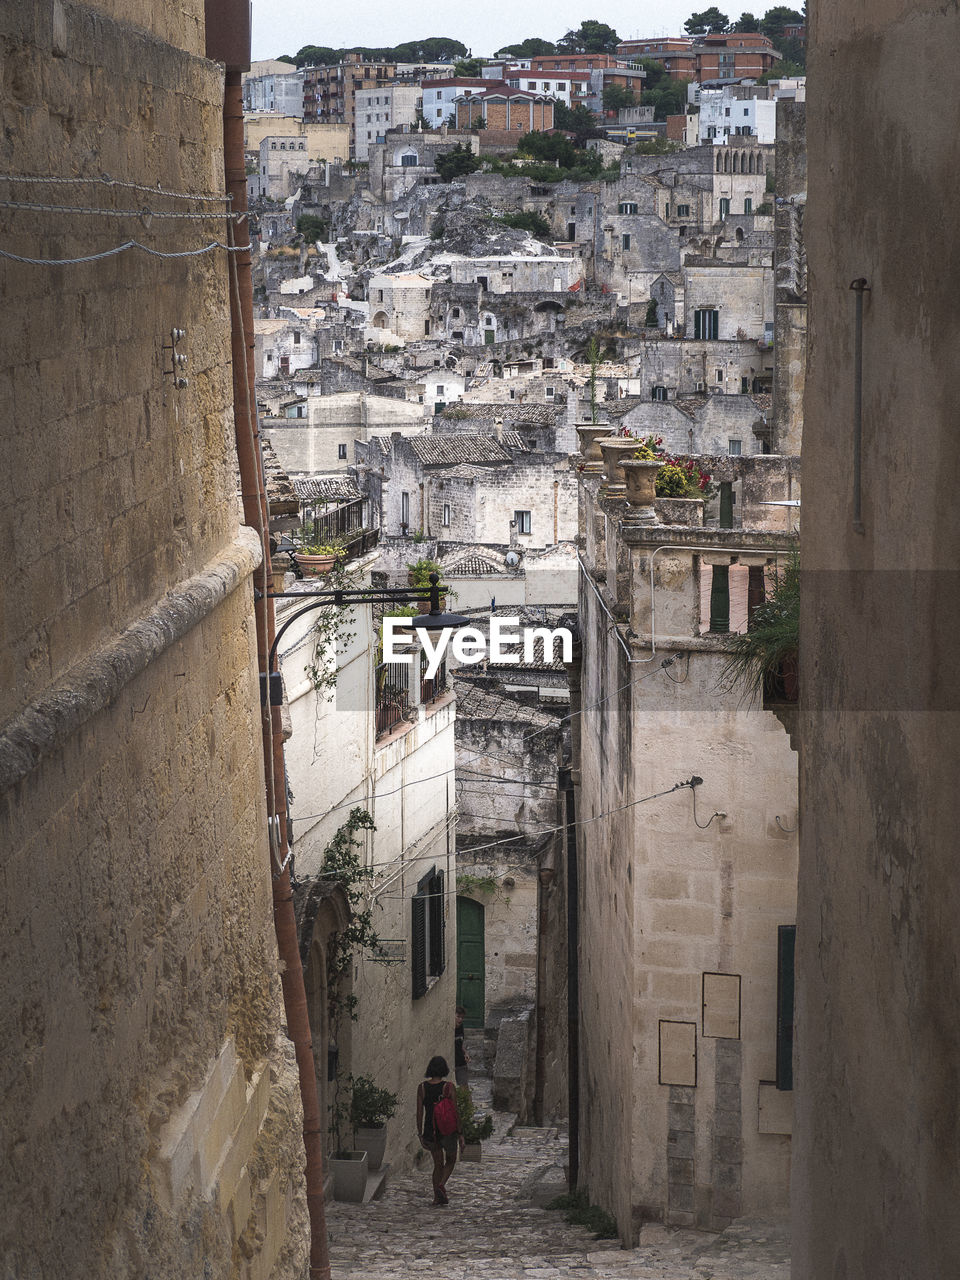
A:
[162, 326, 189, 388]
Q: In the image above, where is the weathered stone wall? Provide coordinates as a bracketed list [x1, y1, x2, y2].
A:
[796, 3, 960, 1277]
[771, 99, 806, 457]
[576, 483, 799, 1243]
[0, 4, 305, 1276]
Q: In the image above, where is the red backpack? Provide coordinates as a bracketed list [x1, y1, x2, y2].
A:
[433, 1085, 458, 1136]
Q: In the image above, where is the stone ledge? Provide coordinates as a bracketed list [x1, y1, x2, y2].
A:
[0, 529, 262, 790]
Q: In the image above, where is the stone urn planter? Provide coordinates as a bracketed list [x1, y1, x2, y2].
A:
[294, 551, 336, 576]
[597, 437, 641, 493]
[354, 1125, 387, 1172]
[329, 1150, 369, 1202]
[575, 424, 611, 467]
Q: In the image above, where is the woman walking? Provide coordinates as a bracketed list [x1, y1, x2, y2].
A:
[416, 1055, 464, 1206]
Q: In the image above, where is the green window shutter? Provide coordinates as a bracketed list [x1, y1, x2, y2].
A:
[412, 895, 427, 998]
[776, 924, 796, 1090]
[429, 870, 445, 977]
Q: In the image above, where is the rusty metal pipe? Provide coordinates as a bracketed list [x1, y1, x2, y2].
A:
[223, 67, 331, 1280]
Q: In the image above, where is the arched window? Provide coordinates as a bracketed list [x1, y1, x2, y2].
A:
[724, 152, 730, 173]
[748, 152, 755, 174]
[716, 152, 723, 173]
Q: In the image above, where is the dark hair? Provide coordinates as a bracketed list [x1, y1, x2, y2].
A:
[455, 1006, 466, 1017]
[425, 1055, 449, 1078]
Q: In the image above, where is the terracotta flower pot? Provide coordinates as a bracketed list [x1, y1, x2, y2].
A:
[294, 552, 336, 576]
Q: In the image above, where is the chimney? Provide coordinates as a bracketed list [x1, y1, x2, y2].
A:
[495, 415, 503, 442]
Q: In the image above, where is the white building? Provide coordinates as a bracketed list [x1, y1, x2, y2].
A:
[354, 83, 423, 161]
[699, 91, 777, 145]
[276, 557, 458, 1178]
[242, 68, 305, 116]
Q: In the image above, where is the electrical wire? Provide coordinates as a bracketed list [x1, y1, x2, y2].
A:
[0, 198, 245, 219]
[454, 777, 701, 856]
[0, 172, 233, 202]
[0, 239, 245, 267]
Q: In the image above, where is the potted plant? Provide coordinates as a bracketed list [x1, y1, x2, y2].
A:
[328, 1087, 369, 1202]
[719, 552, 799, 704]
[575, 423, 611, 465]
[294, 542, 341, 576]
[406, 557, 450, 610]
[350, 1075, 399, 1173]
[455, 1085, 493, 1162]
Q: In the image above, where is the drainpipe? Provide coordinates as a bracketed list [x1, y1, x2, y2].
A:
[564, 632, 584, 1189]
[224, 67, 332, 1280]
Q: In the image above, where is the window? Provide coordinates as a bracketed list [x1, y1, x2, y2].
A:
[293, 331, 301, 345]
[744, 197, 752, 214]
[436, 385, 444, 397]
[716, 368, 724, 383]
[338, 443, 348, 459]
[451, 307, 461, 319]
[741, 376, 749, 393]
[728, 438, 742, 455]
[619, 202, 638, 215]
[776, 925, 796, 1090]
[514, 509, 532, 535]
[694, 308, 719, 340]
[720, 197, 731, 218]
[442, 503, 450, 527]
[622, 233, 631, 251]
[401, 152, 418, 166]
[412, 867, 445, 998]
[676, 203, 690, 217]
[401, 491, 410, 529]
[545, 386, 555, 398]
[651, 384, 667, 401]
[557, 82, 566, 91]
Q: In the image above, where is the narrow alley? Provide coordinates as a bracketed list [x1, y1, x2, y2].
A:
[326, 1067, 789, 1280]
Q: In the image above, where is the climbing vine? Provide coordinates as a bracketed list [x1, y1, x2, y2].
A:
[304, 562, 362, 699]
[320, 807, 379, 993]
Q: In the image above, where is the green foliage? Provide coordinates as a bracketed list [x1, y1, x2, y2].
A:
[552, 101, 604, 144]
[320, 808, 379, 977]
[758, 58, 805, 81]
[350, 1075, 399, 1129]
[546, 1189, 619, 1238]
[276, 54, 297, 64]
[684, 7, 731, 34]
[730, 11, 760, 32]
[517, 131, 602, 176]
[558, 19, 620, 53]
[496, 210, 553, 240]
[293, 36, 468, 67]
[495, 37, 557, 57]
[297, 214, 328, 242]
[632, 434, 665, 460]
[642, 77, 693, 121]
[435, 143, 482, 183]
[759, 5, 804, 41]
[655, 462, 691, 497]
[302, 561, 361, 698]
[602, 83, 637, 113]
[756, 201, 773, 215]
[455, 1086, 494, 1142]
[406, 557, 444, 585]
[719, 551, 800, 700]
[644, 298, 659, 327]
[630, 135, 683, 155]
[456, 872, 498, 896]
[453, 58, 485, 77]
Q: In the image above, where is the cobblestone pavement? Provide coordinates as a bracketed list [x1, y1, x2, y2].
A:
[326, 1084, 790, 1280]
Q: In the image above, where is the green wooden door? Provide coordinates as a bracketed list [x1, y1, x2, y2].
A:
[456, 897, 485, 1028]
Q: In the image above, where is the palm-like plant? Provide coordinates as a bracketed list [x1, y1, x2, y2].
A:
[719, 552, 799, 701]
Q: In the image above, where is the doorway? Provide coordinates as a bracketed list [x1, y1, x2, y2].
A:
[456, 897, 485, 1028]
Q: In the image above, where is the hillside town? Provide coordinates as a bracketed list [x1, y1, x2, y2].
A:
[1, 4, 956, 1280]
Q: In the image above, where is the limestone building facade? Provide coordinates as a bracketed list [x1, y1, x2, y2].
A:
[0, 3, 305, 1276]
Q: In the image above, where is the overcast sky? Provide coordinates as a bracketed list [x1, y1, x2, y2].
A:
[251, 1, 713, 61]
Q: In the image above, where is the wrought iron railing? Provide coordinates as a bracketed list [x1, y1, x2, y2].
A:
[375, 661, 409, 736]
[420, 653, 448, 705]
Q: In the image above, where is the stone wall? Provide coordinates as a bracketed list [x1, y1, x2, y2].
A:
[575, 479, 799, 1243]
[0, 3, 305, 1276]
[796, 3, 960, 1277]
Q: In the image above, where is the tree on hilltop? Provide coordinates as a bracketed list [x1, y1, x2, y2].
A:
[495, 37, 557, 57]
[683, 8, 731, 34]
[557, 20, 620, 53]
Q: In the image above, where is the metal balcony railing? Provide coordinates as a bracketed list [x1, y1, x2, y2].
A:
[375, 661, 409, 737]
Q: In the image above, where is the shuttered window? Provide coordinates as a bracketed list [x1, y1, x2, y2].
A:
[776, 924, 796, 1090]
[412, 867, 445, 999]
